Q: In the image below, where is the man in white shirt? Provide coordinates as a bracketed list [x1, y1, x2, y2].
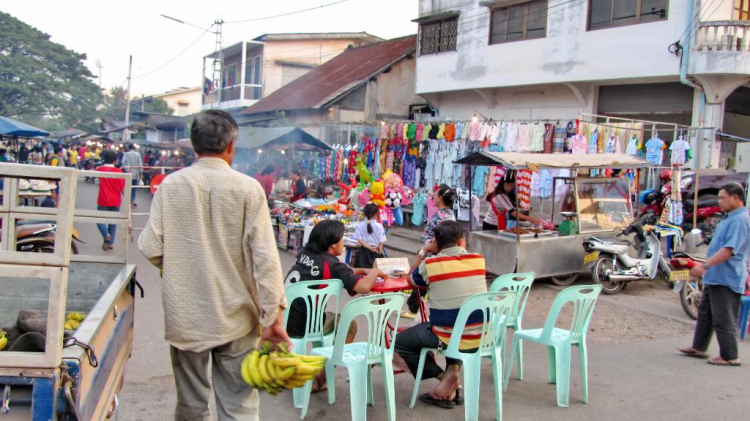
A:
[139, 110, 290, 421]
[121, 144, 143, 207]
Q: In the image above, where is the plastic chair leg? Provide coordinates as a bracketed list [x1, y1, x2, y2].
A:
[325, 362, 336, 405]
[409, 348, 431, 408]
[366, 364, 374, 406]
[578, 342, 589, 404]
[554, 346, 571, 408]
[547, 346, 557, 384]
[299, 379, 313, 419]
[381, 357, 397, 421]
[504, 337, 520, 391]
[491, 350, 504, 421]
[292, 339, 308, 409]
[461, 355, 482, 421]
[516, 332, 524, 381]
[348, 364, 370, 421]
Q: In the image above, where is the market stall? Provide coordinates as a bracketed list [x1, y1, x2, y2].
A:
[455, 151, 651, 284]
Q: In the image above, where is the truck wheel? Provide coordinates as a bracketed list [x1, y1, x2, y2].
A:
[591, 255, 624, 295]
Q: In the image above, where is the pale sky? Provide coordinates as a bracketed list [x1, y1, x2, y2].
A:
[2, 0, 418, 96]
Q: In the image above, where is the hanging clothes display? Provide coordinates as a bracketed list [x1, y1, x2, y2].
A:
[517, 170, 533, 210]
[588, 129, 599, 154]
[529, 123, 545, 152]
[626, 135, 640, 155]
[670, 136, 691, 166]
[516, 123, 531, 152]
[553, 124, 566, 153]
[570, 133, 588, 154]
[645, 135, 666, 165]
[606, 135, 621, 153]
[504, 122, 518, 152]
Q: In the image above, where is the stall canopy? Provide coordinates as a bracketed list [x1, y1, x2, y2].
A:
[235, 127, 331, 152]
[0, 116, 50, 137]
[455, 151, 650, 170]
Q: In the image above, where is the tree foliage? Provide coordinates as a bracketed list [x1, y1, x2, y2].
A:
[99, 86, 175, 126]
[0, 11, 102, 129]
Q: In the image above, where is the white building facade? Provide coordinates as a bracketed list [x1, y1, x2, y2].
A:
[415, 0, 750, 168]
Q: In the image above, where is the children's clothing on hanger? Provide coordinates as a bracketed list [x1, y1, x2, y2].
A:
[645, 136, 666, 165]
[606, 135, 621, 153]
[670, 137, 691, 166]
[626, 135, 640, 155]
[516, 123, 531, 152]
[570, 133, 588, 154]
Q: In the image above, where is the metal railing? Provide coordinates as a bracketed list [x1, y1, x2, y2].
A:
[694, 20, 750, 52]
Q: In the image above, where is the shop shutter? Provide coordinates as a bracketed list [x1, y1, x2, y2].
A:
[598, 82, 694, 114]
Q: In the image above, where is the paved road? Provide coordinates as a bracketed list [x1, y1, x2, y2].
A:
[69, 180, 749, 421]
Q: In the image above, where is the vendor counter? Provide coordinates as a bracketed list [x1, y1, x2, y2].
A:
[468, 230, 589, 280]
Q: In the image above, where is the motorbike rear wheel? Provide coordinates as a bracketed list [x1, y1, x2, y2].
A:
[592, 255, 625, 295]
[679, 278, 703, 320]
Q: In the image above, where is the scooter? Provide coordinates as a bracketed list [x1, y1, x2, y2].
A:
[638, 183, 723, 239]
[1, 220, 85, 254]
[669, 251, 706, 320]
[583, 220, 672, 295]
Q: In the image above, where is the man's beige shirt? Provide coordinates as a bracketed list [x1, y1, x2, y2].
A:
[139, 158, 287, 352]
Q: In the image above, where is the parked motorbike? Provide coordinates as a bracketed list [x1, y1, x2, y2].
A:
[1, 220, 85, 254]
[669, 251, 706, 320]
[583, 220, 672, 295]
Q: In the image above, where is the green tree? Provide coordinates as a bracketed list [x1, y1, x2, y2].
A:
[100, 87, 175, 126]
[0, 11, 102, 130]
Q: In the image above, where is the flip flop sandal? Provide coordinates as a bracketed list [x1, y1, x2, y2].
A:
[707, 358, 742, 367]
[419, 393, 456, 409]
[454, 389, 464, 406]
[678, 349, 709, 359]
[311, 377, 328, 394]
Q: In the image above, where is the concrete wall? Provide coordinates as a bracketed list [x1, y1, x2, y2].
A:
[416, 0, 690, 94]
[374, 56, 418, 119]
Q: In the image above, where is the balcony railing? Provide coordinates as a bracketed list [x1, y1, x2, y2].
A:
[202, 84, 263, 106]
[694, 21, 750, 52]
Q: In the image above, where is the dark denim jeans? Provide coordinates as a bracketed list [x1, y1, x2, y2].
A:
[96, 205, 120, 244]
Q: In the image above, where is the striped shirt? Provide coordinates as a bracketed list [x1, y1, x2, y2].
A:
[412, 247, 487, 350]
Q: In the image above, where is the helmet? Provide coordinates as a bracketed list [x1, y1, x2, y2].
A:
[659, 169, 672, 180]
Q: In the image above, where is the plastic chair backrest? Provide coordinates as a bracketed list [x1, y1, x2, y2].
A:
[540, 284, 602, 344]
[489, 272, 535, 326]
[444, 291, 517, 357]
[284, 279, 344, 344]
[331, 293, 405, 362]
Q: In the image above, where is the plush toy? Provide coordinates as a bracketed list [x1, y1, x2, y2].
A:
[401, 186, 414, 206]
[358, 188, 371, 208]
[384, 189, 402, 209]
[370, 180, 386, 207]
[355, 157, 372, 185]
[382, 170, 403, 191]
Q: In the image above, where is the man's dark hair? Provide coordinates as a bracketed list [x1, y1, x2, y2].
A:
[721, 182, 746, 204]
[190, 110, 238, 155]
[102, 150, 117, 164]
[128, 143, 136, 151]
[282, 171, 289, 178]
[0, 149, 6, 155]
[436, 184, 456, 208]
[292, 169, 302, 177]
[54, 147, 62, 155]
[261, 165, 275, 175]
[434, 220, 465, 250]
[305, 220, 345, 253]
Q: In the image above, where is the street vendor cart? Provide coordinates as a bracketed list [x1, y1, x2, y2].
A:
[0, 164, 139, 420]
[455, 152, 650, 285]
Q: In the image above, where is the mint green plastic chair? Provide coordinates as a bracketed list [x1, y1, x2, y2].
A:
[489, 272, 535, 386]
[504, 284, 602, 407]
[307, 293, 405, 421]
[284, 279, 344, 418]
[409, 291, 517, 421]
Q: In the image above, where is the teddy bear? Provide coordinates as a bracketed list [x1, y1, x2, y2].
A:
[369, 180, 386, 207]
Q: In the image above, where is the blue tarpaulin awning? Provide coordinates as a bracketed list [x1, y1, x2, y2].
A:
[0, 116, 50, 137]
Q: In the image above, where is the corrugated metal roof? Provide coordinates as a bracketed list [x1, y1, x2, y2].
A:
[241, 35, 416, 115]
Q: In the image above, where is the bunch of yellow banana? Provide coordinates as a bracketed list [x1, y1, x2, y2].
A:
[240, 341, 327, 395]
[64, 312, 86, 331]
[0, 330, 7, 351]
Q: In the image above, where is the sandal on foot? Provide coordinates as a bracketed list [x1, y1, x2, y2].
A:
[707, 357, 741, 367]
[678, 348, 709, 359]
[454, 389, 463, 406]
[311, 377, 328, 394]
[419, 393, 456, 409]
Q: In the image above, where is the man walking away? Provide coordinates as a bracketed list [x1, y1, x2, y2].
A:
[138, 110, 290, 421]
[680, 182, 750, 366]
[95, 150, 125, 251]
[122, 144, 143, 207]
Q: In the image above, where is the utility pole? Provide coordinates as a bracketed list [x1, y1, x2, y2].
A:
[211, 17, 224, 109]
[124, 55, 133, 141]
[96, 59, 104, 88]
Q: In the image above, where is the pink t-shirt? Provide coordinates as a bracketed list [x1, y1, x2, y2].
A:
[516, 124, 531, 152]
[426, 196, 438, 223]
[570, 134, 588, 154]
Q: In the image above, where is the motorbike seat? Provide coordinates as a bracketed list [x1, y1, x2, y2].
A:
[671, 251, 707, 262]
[684, 197, 719, 209]
[588, 237, 630, 254]
[15, 224, 54, 240]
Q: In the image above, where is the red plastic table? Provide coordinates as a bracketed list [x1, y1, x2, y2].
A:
[371, 277, 427, 347]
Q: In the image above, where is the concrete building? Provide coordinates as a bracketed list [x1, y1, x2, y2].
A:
[237, 36, 419, 143]
[414, 0, 750, 168]
[151, 87, 202, 117]
[202, 32, 383, 112]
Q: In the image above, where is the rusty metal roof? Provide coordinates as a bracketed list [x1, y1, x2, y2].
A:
[241, 35, 416, 115]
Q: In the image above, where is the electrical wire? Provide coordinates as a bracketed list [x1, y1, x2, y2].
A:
[225, 0, 351, 24]
[680, 0, 723, 46]
[675, 0, 719, 46]
[132, 24, 215, 80]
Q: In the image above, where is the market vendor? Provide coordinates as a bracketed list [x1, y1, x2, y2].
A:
[284, 219, 387, 392]
[286, 169, 307, 202]
[483, 172, 541, 231]
[254, 165, 275, 200]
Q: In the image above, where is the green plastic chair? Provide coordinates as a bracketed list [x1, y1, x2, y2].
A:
[504, 284, 602, 407]
[284, 279, 344, 418]
[409, 291, 517, 421]
[489, 272, 535, 386]
[307, 293, 406, 421]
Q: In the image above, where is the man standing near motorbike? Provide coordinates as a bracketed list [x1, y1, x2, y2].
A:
[680, 182, 750, 366]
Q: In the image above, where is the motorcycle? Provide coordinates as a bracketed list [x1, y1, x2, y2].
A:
[638, 179, 723, 239]
[583, 220, 673, 295]
[2, 220, 85, 254]
[669, 251, 706, 320]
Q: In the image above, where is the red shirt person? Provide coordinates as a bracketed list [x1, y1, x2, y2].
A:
[254, 165, 275, 200]
[288, 169, 307, 203]
[96, 150, 125, 250]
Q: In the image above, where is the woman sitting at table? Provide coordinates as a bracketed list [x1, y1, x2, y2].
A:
[284, 219, 387, 392]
